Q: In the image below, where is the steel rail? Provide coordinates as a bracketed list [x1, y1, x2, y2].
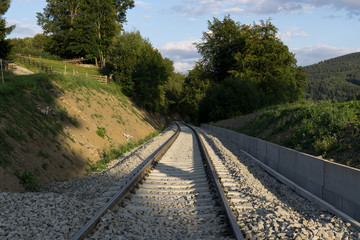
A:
[183, 122, 245, 240]
[70, 122, 181, 240]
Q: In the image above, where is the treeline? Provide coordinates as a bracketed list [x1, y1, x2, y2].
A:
[304, 52, 360, 101]
[6, 0, 307, 122]
[180, 16, 306, 123]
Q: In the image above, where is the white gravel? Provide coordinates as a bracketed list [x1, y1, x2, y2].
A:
[87, 124, 234, 239]
[0, 123, 177, 239]
[198, 126, 360, 239]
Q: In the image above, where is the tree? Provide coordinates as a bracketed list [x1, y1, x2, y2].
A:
[196, 15, 245, 82]
[109, 31, 173, 112]
[180, 63, 210, 122]
[37, 0, 134, 67]
[232, 19, 306, 105]
[184, 16, 306, 123]
[0, 0, 15, 59]
[78, 0, 134, 68]
[37, 0, 83, 58]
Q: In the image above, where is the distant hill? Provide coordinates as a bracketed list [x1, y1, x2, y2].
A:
[304, 52, 360, 101]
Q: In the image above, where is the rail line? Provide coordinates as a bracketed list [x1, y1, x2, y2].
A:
[71, 122, 244, 239]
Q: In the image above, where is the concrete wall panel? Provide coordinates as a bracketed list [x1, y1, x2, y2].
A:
[249, 137, 257, 157]
[278, 147, 297, 183]
[256, 139, 267, 163]
[265, 142, 280, 171]
[295, 153, 324, 198]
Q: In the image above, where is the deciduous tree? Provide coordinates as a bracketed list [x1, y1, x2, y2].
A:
[0, 0, 15, 59]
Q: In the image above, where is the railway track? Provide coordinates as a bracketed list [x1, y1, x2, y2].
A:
[71, 123, 244, 239]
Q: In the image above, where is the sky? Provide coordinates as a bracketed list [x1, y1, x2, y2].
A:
[4, 0, 360, 73]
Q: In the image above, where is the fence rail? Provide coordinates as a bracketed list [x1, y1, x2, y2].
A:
[15, 55, 110, 84]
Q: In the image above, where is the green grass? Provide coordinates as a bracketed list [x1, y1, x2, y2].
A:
[87, 130, 161, 172]
[234, 101, 360, 168]
[17, 56, 102, 76]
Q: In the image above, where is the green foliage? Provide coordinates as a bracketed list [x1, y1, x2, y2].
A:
[185, 16, 306, 123]
[196, 15, 245, 82]
[199, 77, 260, 122]
[164, 72, 186, 114]
[304, 52, 360, 101]
[9, 34, 61, 60]
[180, 64, 210, 122]
[0, 0, 15, 59]
[87, 130, 160, 172]
[37, 0, 134, 67]
[16, 170, 38, 191]
[109, 31, 173, 112]
[232, 19, 306, 105]
[96, 127, 106, 138]
[236, 101, 360, 168]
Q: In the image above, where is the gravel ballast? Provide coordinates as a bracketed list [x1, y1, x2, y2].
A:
[198, 126, 360, 239]
[0, 123, 177, 239]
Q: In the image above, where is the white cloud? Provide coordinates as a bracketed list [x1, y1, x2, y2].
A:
[292, 44, 360, 66]
[174, 61, 196, 73]
[6, 19, 42, 38]
[160, 39, 200, 59]
[159, 39, 200, 73]
[278, 26, 309, 42]
[166, 0, 360, 16]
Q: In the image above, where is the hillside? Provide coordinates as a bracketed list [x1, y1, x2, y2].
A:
[215, 101, 360, 169]
[0, 69, 164, 192]
[304, 52, 360, 101]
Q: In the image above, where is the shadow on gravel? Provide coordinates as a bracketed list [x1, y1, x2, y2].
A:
[200, 130, 341, 226]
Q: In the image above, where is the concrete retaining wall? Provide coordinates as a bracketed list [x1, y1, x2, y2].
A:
[201, 124, 360, 222]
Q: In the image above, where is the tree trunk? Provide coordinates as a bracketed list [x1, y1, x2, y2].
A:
[94, 57, 98, 68]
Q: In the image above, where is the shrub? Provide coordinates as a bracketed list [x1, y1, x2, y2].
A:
[17, 170, 38, 191]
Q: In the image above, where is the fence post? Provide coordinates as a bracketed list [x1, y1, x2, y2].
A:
[73, 69, 75, 75]
[64, 65, 66, 75]
[104, 75, 108, 84]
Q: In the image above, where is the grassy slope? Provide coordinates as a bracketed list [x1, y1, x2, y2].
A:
[215, 101, 360, 169]
[18, 56, 102, 76]
[0, 70, 164, 192]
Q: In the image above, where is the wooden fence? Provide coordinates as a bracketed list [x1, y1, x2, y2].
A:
[16, 55, 110, 84]
[0, 59, 15, 85]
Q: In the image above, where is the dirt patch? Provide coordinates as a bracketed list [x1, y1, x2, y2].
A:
[10, 63, 34, 75]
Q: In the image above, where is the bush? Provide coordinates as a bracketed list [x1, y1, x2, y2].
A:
[96, 127, 106, 138]
[199, 77, 260, 122]
[17, 170, 38, 191]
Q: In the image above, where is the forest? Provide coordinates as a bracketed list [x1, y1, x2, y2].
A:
[304, 52, 360, 102]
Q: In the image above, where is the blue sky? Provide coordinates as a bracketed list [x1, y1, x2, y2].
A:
[4, 0, 360, 73]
